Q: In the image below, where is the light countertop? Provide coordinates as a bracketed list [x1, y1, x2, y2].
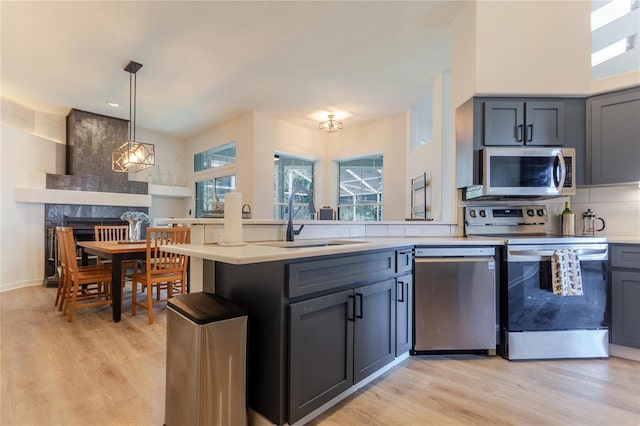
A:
[607, 236, 640, 244]
[162, 236, 501, 265]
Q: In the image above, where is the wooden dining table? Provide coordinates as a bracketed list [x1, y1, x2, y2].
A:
[77, 240, 148, 322]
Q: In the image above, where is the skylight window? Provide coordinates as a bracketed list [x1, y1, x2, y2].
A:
[591, 35, 636, 65]
[591, 0, 635, 31]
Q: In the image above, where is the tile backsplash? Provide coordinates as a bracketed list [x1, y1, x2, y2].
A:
[571, 184, 640, 237]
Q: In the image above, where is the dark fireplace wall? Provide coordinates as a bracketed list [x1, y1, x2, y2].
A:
[43, 109, 150, 283]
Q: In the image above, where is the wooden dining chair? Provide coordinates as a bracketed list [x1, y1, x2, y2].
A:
[54, 226, 106, 312]
[94, 224, 141, 280]
[57, 226, 113, 322]
[131, 227, 190, 324]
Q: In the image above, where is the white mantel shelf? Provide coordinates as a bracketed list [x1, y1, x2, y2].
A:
[14, 187, 152, 207]
[148, 184, 191, 198]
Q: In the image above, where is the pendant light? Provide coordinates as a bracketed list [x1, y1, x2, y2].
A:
[319, 114, 343, 133]
[112, 61, 155, 173]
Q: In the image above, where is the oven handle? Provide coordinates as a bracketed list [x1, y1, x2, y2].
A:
[508, 248, 608, 262]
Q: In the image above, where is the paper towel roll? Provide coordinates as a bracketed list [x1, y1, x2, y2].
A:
[223, 191, 243, 244]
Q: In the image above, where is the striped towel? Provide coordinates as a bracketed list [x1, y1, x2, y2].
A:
[551, 249, 583, 296]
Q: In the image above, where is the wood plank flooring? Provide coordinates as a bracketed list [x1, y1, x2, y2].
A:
[2, 285, 639, 426]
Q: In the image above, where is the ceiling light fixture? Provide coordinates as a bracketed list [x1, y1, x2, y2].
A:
[112, 61, 155, 173]
[319, 114, 343, 133]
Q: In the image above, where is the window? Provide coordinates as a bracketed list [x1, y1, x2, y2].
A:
[337, 155, 383, 221]
[273, 154, 315, 220]
[195, 175, 236, 218]
[591, 0, 639, 79]
[194, 141, 236, 172]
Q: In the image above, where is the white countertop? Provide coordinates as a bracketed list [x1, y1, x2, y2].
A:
[162, 236, 501, 265]
[607, 236, 640, 244]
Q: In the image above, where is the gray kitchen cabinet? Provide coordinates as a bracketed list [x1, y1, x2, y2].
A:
[395, 273, 413, 356]
[484, 100, 565, 146]
[588, 86, 640, 185]
[610, 244, 640, 349]
[289, 289, 354, 423]
[289, 278, 396, 422]
[353, 279, 396, 383]
[213, 247, 412, 426]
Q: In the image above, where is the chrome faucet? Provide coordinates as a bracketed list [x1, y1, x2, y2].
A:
[286, 185, 315, 241]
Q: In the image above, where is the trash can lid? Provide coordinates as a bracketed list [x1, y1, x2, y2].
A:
[168, 292, 248, 324]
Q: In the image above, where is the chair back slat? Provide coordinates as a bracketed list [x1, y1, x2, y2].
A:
[144, 227, 190, 277]
[95, 225, 129, 242]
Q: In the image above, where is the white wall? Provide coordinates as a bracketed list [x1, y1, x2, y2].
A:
[1, 125, 61, 291]
[474, 0, 591, 95]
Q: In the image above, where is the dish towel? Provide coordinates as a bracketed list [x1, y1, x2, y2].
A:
[551, 249, 583, 296]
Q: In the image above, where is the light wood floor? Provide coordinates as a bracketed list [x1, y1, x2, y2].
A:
[2, 285, 639, 426]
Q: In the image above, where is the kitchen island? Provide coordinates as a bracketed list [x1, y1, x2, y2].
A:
[163, 233, 500, 425]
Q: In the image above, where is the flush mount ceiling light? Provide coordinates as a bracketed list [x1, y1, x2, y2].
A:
[319, 114, 343, 133]
[112, 61, 155, 173]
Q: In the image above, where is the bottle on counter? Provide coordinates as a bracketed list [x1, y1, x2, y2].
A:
[561, 201, 575, 236]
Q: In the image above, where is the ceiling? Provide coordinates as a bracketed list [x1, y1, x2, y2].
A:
[1, 1, 463, 139]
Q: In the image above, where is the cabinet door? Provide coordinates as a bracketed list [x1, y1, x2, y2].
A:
[353, 279, 396, 383]
[611, 270, 640, 349]
[590, 87, 640, 184]
[525, 101, 565, 146]
[483, 101, 525, 145]
[395, 274, 413, 356]
[288, 289, 354, 423]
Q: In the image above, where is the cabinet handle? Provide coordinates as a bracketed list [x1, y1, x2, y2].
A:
[348, 295, 355, 322]
[397, 281, 405, 303]
[356, 293, 363, 319]
[527, 124, 533, 142]
[516, 124, 523, 142]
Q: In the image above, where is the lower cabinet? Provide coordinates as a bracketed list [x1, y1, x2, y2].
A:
[395, 273, 413, 356]
[610, 244, 640, 349]
[289, 278, 396, 423]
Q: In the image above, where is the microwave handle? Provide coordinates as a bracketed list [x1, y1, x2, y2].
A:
[554, 152, 566, 191]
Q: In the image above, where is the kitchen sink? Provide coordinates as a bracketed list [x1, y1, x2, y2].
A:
[256, 240, 370, 249]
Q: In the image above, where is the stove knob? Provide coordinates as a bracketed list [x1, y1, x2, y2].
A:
[537, 209, 545, 216]
[469, 210, 477, 218]
[479, 210, 486, 218]
[526, 209, 535, 217]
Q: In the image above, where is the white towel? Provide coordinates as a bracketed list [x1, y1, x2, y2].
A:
[551, 249, 583, 296]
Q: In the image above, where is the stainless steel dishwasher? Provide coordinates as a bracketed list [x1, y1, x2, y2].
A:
[412, 246, 497, 354]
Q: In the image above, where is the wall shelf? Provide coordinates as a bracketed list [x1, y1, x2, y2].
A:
[14, 187, 152, 207]
[148, 184, 191, 199]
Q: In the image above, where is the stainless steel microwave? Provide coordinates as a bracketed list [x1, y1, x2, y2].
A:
[463, 147, 576, 200]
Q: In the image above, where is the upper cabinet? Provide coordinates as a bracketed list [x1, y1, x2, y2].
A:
[456, 97, 587, 187]
[588, 86, 640, 185]
[457, 97, 584, 150]
[484, 100, 565, 146]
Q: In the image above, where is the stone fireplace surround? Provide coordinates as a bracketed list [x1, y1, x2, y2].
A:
[43, 109, 149, 284]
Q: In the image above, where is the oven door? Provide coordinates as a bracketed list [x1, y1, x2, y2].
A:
[483, 147, 576, 197]
[502, 243, 609, 360]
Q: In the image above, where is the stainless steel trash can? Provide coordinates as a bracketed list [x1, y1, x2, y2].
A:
[165, 292, 248, 426]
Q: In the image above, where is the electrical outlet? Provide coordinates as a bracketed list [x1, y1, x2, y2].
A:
[405, 226, 420, 236]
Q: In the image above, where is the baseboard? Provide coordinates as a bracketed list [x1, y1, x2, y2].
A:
[0, 279, 43, 293]
[609, 344, 640, 362]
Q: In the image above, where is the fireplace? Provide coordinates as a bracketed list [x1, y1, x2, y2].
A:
[43, 109, 149, 286]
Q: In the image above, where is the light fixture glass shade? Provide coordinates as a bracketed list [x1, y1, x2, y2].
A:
[112, 140, 155, 173]
[319, 114, 343, 133]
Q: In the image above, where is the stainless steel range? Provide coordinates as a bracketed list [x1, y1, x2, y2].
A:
[465, 205, 609, 360]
